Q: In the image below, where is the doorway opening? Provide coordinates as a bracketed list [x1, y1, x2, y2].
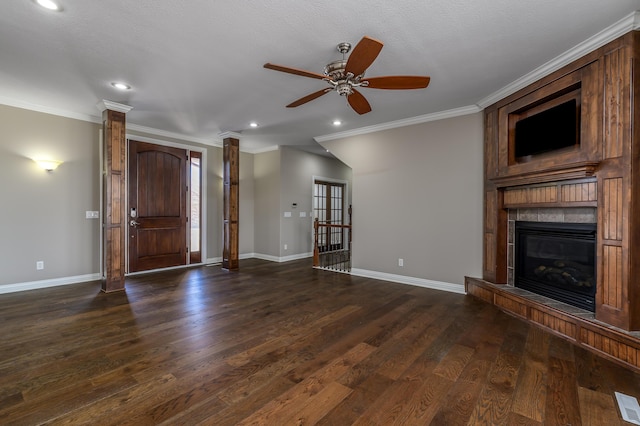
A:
[313, 180, 346, 252]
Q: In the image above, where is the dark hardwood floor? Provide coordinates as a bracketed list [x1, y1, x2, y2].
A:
[1, 259, 639, 425]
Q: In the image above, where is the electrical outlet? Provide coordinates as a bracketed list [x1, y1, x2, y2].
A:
[284, 244, 288, 250]
[86, 211, 99, 219]
[398, 258, 404, 267]
[36, 261, 44, 270]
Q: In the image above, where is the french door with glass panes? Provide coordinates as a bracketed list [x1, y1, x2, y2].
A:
[313, 180, 345, 252]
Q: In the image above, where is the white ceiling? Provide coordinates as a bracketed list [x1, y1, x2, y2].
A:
[1, 1, 639, 156]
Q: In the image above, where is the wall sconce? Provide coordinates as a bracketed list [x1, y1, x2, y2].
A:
[35, 159, 63, 172]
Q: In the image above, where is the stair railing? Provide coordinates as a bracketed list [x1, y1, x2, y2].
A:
[313, 205, 352, 272]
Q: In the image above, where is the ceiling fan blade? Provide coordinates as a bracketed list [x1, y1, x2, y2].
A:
[286, 88, 332, 108]
[365, 76, 431, 90]
[264, 63, 327, 80]
[347, 89, 372, 115]
[345, 36, 383, 77]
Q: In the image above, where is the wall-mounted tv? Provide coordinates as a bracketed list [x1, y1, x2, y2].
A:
[514, 98, 579, 159]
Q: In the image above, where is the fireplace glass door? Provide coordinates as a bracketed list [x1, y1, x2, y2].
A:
[515, 221, 596, 311]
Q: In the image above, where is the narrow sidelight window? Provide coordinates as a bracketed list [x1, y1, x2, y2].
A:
[189, 151, 202, 263]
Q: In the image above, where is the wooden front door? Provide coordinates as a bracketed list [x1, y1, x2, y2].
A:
[128, 140, 187, 272]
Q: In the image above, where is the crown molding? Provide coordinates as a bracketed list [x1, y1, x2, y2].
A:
[0, 97, 102, 123]
[246, 145, 280, 154]
[4, 11, 638, 153]
[96, 99, 133, 113]
[314, 105, 481, 143]
[218, 131, 243, 140]
[478, 10, 640, 108]
[127, 123, 222, 147]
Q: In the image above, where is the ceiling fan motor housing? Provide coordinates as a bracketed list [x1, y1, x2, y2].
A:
[324, 60, 348, 80]
[336, 82, 353, 96]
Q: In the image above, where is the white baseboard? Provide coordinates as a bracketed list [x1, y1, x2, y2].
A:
[350, 268, 466, 295]
[206, 252, 313, 264]
[0, 273, 102, 294]
[254, 252, 313, 263]
[2, 257, 457, 296]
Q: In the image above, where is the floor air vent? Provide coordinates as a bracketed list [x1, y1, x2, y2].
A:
[615, 392, 640, 425]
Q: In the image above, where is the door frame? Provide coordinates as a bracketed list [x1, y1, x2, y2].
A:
[124, 134, 207, 274]
[311, 175, 349, 253]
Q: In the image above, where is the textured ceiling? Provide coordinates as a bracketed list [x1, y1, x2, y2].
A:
[1, 1, 639, 155]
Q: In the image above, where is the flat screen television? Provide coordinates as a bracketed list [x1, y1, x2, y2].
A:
[514, 99, 578, 158]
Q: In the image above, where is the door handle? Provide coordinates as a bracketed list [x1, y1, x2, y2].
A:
[130, 220, 141, 227]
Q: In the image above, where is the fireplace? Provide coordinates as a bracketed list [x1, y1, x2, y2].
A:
[515, 221, 596, 311]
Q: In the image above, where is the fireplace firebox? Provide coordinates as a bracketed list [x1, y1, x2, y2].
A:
[515, 221, 596, 311]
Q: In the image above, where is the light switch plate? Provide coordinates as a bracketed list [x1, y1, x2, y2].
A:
[299, 211, 306, 217]
[86, 211, 99, 219]
[284, 212, 292, 217]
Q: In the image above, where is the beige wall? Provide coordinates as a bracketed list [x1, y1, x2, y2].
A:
[253, 147, 352, 259]
[238, 151, 255, 256]
[0, 102, 480, 291]
[0, 105, 258, 290]
[321, 112, 484, 286]
[124, 131, 255, 262]
[0, 105, 101, 286]
[279, 147, 352, 257]
[253, 150, 281, 257]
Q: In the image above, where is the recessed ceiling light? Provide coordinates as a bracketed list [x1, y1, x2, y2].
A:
[36, 0, 60, 11]
[111, 82, 131, 90]
[249, 122, 259, 128]
[332, 120, 342, 126]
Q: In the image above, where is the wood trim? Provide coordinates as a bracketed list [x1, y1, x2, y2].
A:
[502, 178, 597, 208]
[482, 188, 507, 283]
[222, 137, 239, 271]
[490, 162, 599, 188]
[484, 31, 639, 331]
[465, 277, 640, 373]
[102, 109, 126, 292]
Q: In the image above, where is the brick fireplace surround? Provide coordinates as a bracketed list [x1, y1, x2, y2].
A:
[466, 30, 640, 373]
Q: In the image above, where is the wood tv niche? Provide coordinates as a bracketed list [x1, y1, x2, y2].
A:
[509, 89, 581, 165]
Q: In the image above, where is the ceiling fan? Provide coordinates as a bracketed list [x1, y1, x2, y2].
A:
[264, 36, 431, 115]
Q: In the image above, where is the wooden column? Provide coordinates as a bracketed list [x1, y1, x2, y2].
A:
[221, 132, 240, 271]
[595, 33, 637, 330]
[97, 100, 132, 292]
[482, 106, 508, 284]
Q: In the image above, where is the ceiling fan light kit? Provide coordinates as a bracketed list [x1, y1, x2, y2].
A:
[264, 36, 430, 115]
